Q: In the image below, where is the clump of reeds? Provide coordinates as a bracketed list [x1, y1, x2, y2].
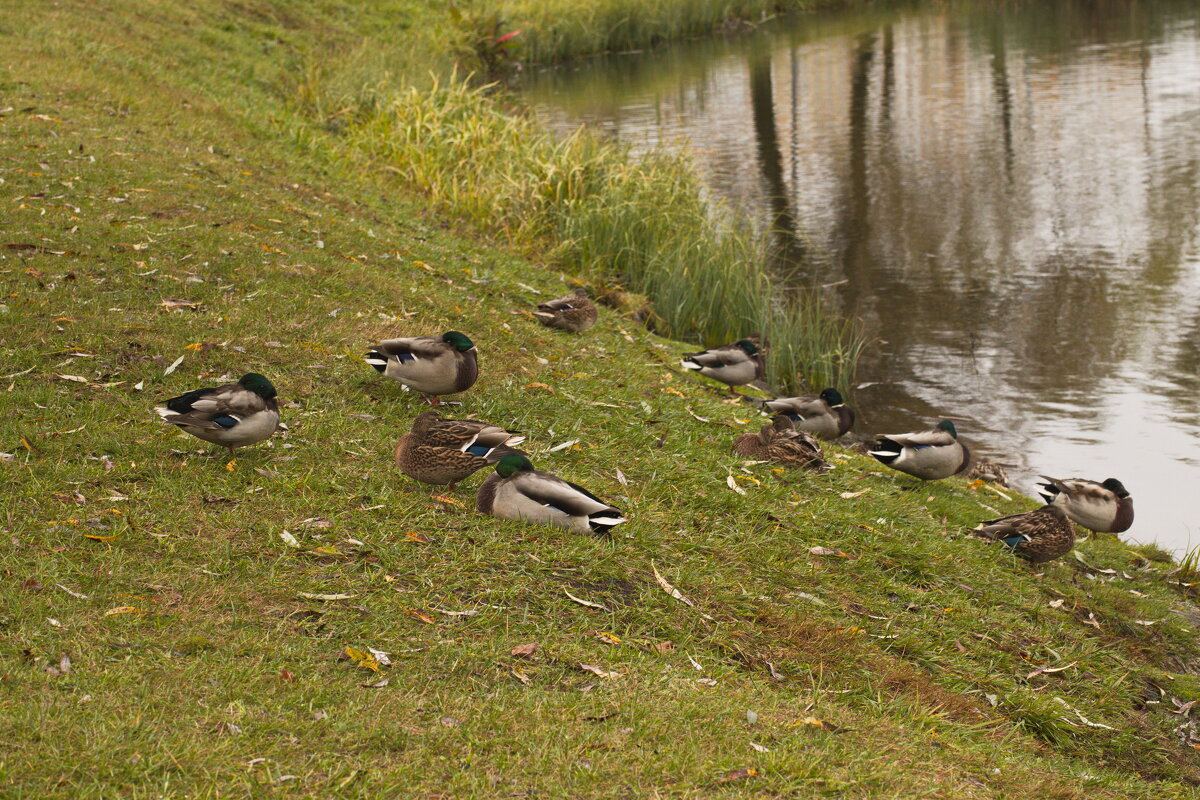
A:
[339, 75, 863, 393]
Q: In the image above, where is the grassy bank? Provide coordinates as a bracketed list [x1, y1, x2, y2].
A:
[5, 1, 1200, 798]
[333, 78, 862, 392]
[488, 0, 820, 64]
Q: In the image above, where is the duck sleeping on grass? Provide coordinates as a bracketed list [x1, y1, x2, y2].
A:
[476, 454, 626, 534]
[395, 410, 526, 491]
[1036, 476, 1133, 534]
[732, 415, 829, 471]
[758, 387, 855, 439]
[365, 331, 478, 405]
[533, 287, 598, 333]
[156, 372, 280, 457]
[680, 338, 763, 395]
[973, 504, 1075, 563]
[869, 420, 971, 482]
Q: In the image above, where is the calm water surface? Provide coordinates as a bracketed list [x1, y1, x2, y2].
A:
[523, 1, 1200, 551]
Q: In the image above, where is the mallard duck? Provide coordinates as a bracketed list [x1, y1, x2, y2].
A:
[395, 410, 526, 490]
[365, 331, 478, 405]
[732, 415, 829, 471]
[967, 458, 1010, 487]
[156, 372, 280, 457]
[869, 420, 971, 481]
[533, 288, 598, 333]
[759, 388, 855, 439]
[973, 504, 1075, 563]
[1036, 476, 1133, 533]
[476, 453, 626, 534]
[680, 339, 764, 394]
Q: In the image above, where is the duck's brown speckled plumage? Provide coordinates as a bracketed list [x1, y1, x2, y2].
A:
[394, 410, 524, 489]
[732, 415, 829, 471]
[973, 504, 1076, 564]
[533, 288, 598, 333]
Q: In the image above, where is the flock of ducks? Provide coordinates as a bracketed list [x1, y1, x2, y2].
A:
[155, 287, 1134, 563]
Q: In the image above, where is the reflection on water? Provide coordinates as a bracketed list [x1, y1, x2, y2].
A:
[523, 1, 1200, 551]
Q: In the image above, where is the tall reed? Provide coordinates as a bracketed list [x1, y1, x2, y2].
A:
[338, 75, 863, 392]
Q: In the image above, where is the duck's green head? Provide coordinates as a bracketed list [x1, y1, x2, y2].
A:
[239, 373, 277, 400]
[1102, 478, 1130, 498]
[442, 331, 475, 352]
[819, 387, 845, 407]
[495, 453, 534, 478]
[734, 339, 759, 356]
[936, 420, 959, 438]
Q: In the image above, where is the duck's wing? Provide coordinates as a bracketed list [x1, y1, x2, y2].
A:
[161, 381, 270, 429]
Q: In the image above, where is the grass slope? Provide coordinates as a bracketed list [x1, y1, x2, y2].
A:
[3, 1, 1200, 798]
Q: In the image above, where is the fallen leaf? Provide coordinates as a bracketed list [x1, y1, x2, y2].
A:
[47, 618, 63, 628]
[797, 716, 838, 731]
[650, 561, 713, 619]
[615, 467, 628, 486]
[750, 742, 770, 753]
[279, 530, 301, 548]
[104, 606, 146, 616]
[56, 583, 88, 599]
[21, 578, 43, 591]
[524, 382, 554, 392]
[83, 532, 121, 543]
[1026, 662, 1077, 680]
[280, 669, 297, 682]
[406, 609, 436, 624]
[344, 646, 380, 673]
[548, 439, 580, 453]
[579, 663, 620, 679]
[56, 374, 89, 383]
[163, 355, 184, 376]
[717, 768, 758, 782]
[653, 641, 675, 654]
[431, 494, 465, 506]
[809, 546, 849, 558]
[511, 668, 531, 685]
[726, 475, 746, 495]
[564, 589, 608, 612]
[594, 631, 621, 645]
[840, 490, 868, 499]
[298, 592, 356, 601]
[360, 678, 390, 689]
[405, 531, 432, 544]
[511, 642, 538, 658]
[368, 648, 392, 667]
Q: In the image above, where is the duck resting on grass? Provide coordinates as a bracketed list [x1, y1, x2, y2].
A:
[680, 338, 764, 395]
[156, 372, 280, 457]
[395, 410, 526, 491]
[533, 287, 598, 333]
[757, 387, 855, 439]
[733, 415, 829, 471]
[869, 420, 971, 482]
[1036, 476, 1134, 534]
[476, 453, 626, 534]
[365, 331, 478, 405]
[973, 504, 1075, 563]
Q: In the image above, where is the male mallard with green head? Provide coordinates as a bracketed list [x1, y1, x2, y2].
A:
[476, 454, 626, 534]
[156, 372, 280, 457]
[680, 338, 764, 395]
[395, 410, 526, 491]
[533, 287, 598, 333]
[869, 420, 971, 481]
[365, 331, 478, 405]
[973, 504, 1075, 563]
[1036, 476, 1133, 534]
[759, 387, 855, 439]
[733, 415, 829, 471]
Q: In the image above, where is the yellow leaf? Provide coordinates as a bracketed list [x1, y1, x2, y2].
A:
[523, 382, 553, 392]
[406, 531, 432, 544]
[184, 342, 206, 351]
[84, 532, 121, 543]
[660, 387, 686, 397]
[407, 610, 436, 625]
[967, 479, 985, 489]
[104, 606, 146, 616]
[595, 631, 621, 645]
[225, 459, 237, 471]
[344, 646, 380, 673]
[432, 495, 464, 507]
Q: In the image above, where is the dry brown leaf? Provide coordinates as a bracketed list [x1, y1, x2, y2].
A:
[405, 531, 432, 544]
[579, 663, 620, 679]
[809, 546, 849, 558]
[511, 642, 538, 658]
[717, 768, 758, 782]
[104, 606, 145, 616]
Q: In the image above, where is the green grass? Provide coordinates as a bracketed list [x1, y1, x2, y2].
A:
[4, 1, 1200, 798]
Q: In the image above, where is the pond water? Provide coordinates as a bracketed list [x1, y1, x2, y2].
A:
[522, 1, 1200, 552]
